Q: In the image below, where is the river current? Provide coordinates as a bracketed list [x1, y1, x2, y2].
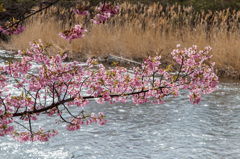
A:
[0, 49, 239, 159]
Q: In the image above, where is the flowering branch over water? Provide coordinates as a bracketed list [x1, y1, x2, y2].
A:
[0, 39, 218, 142]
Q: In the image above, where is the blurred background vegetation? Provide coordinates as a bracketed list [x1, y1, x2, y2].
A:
[1, 0, 240, 11]
[1, 0, 240, 22]
[1, 0, 240, 23]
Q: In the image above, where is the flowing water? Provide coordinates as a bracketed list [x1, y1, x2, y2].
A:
[0, 49, 239, 159]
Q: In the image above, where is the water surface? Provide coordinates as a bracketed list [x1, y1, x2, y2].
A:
[0, 49, 239, 159]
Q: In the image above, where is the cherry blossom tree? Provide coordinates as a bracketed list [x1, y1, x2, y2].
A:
[0, 0, 218, 142]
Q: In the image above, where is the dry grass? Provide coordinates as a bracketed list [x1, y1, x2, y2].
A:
[1, 2, 240, 78]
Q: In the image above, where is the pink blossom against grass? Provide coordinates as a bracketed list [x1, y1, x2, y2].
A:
[73, 3, 89, 16]
[59, 25, 87, 42]
[98, 3, 119, 15]
[0, 24, 25, 36]
[91, 3, 119, 25]
[73, 8, 89, 15]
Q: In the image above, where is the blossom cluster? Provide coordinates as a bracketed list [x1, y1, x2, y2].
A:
[59, 25, 87, 42]
[0, 21, 25, 36]
[73, 4, 89, 16]
[66, 112, 107, 131]
[60, 3, 119, 42]
[91, 3, 119, 24]
[171, 44, 218, 104]
[13, 128, 58, 142]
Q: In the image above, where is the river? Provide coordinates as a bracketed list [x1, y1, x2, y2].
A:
[0, 49, 239, 159]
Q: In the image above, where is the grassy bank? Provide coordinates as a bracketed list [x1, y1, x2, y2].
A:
[1, 2, 240, 78]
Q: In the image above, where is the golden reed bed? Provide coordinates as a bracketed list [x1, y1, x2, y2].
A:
[1, 2, 240, 78]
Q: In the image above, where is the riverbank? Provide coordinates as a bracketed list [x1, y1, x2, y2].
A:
[0, 2, 240, 79]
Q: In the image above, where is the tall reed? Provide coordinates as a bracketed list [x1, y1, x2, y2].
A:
[1, 2, 240, 78]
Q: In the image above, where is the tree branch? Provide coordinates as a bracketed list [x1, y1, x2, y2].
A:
[0, 0, 60, 33]
[12, 86, 168, 117]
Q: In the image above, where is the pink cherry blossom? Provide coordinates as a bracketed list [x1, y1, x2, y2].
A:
[91, 3, 119, 25]
[0, 23, 25, 36]
[73, 8, 89, 15]
[59, 25, 87, 42]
